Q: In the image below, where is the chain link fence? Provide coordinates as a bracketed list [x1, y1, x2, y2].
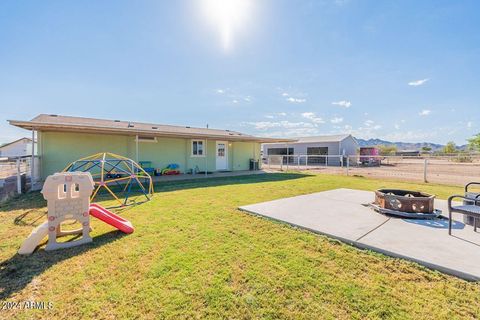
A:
[263, 154, 480, 186]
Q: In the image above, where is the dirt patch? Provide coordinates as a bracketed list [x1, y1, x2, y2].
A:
[266, 158, 480, 187]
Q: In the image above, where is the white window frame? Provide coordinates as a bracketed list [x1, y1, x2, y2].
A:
[191, 139, 205, 157]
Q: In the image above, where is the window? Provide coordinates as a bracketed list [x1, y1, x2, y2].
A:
[191, 140, 205, 157]
[217, 143, 225, 157]
[267, 147, 294, 164]
[307, 147, 328, 164]
[267, 147, 293, 155]
[306, 147, 328, 155]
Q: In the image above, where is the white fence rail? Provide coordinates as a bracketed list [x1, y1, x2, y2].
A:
[263, 154, 480, 186]
[0, 156, 40, 202]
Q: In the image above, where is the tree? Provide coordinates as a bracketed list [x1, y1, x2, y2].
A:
[467, 133, 480, 152]
[377, 144, 397, 156]
[443, 141, 457, 154]
[421, 146, 432, 153]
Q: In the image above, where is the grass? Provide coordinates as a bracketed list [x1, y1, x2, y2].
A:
[1, 172, 479, 319]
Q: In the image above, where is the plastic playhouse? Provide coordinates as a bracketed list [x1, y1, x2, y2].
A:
[18, 172, 134, 255]
[62, 152, 154, 208]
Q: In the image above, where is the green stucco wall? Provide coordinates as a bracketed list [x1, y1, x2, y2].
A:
[232, 142, 260, 171]
[38, 131, 261, 180]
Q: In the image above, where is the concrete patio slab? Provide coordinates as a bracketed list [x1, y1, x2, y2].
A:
[240, 189, 389, 242]
[239, 188, 480, 280]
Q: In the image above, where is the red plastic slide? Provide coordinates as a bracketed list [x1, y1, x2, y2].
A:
[89, 203, 134, 234]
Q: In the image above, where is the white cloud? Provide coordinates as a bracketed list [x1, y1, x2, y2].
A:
[419, 109, 431, 116]
[358, 120, 382, 133]
[332, 100, 352, 108]
[329, 121, 382, 139]
[259, 127, 321, 138]
[244, 120, 315, 131]
[287, 97, 306, 103]
[394, 124, 400, 130]
[265, 112, 287, 119]
[280, 90, 307, 103]
[408, 78, 429, 86]
[380, 130, 438, 142]
[364, 120, 375, 127]
[330, 117, 343, 124]
[301, 112, 325, 124]
[215, 88, 252, 104]
[467, 121, 473, 128]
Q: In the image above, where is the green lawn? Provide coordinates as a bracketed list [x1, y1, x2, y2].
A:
[1, 172, 480, 319]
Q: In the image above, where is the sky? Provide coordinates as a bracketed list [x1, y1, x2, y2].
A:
[1, 0, 479, 145]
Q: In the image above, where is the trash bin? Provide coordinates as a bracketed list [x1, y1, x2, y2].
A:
[249, 159, 259, 170]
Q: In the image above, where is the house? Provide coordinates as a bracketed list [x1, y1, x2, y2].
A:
[262, 134, 359, 166]
[9, 114, 292, 180]
[0, 137, 34, 158]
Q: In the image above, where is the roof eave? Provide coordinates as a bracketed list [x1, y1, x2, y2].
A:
[8, 120, 293, 143]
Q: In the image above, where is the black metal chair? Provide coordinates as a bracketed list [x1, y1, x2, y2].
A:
[465, 182, 480, 201]
[448, 182, 480, 235]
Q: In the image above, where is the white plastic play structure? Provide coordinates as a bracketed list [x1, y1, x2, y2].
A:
[18, 172, 94, 254]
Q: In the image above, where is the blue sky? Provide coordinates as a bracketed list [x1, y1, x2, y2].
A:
[1, 0, 479, 144]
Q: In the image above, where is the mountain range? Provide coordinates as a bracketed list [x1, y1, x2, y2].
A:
[355, 138, 466, 151]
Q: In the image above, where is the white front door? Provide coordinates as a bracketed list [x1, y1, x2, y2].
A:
[215, 141, 228, 171]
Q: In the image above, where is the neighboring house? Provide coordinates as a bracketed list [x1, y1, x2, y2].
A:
[0, 137, 33, 158]
[9, 114, 292, 180]
[263, 134, 359, 166]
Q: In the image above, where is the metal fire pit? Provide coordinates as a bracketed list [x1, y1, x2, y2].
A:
[370, 189, 442, 219]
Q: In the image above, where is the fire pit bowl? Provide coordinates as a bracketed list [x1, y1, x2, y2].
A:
[371, 189, 441, 219]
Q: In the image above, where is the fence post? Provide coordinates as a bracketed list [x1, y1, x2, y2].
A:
[16, 158, 22, 194]
[346, 157, 350, 176]
[267, 156, 270, 169]
[423, 158, 428, 183]
[280, 156, 283, 171]
[286, 155, 289, 171]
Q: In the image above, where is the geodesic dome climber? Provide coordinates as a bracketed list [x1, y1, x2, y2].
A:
[62, 152, 154, 208]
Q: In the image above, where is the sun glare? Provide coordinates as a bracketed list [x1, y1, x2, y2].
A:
[201, 0, 253, 51]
